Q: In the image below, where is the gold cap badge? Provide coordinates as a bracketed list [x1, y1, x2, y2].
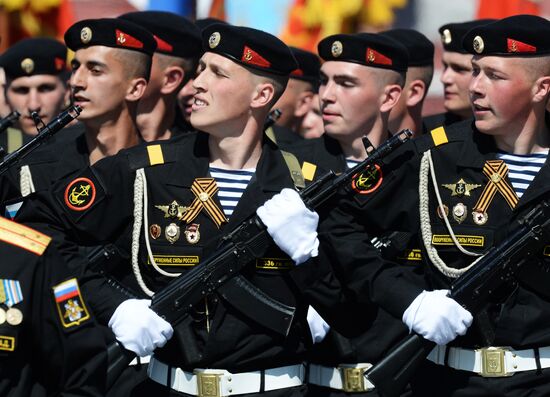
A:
[473, 35, 484, 54]
[331, 41, 343, 57]
[209, 32, 221, 49]
[80, 27, 92, 44]
[441, 29, 452, 45]
[20, 58, 34, 74]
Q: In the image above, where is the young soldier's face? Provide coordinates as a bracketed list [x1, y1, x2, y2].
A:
[319, 61, 383, 139]
[299, 93, 324, 139]
[190, 52, 255, 136]
[70, 46, 133, 123]
[6, 74, 67, 136]
[470, 56, 535, 136]
[440, 51, 474, 118]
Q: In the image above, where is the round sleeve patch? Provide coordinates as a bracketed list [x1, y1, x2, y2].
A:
[64, 177, 97, 211]
[351, 164, 383, 195]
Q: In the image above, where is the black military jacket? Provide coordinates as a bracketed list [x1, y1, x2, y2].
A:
[290, 134, 422, 365]
[17, 131, 311, 372]
[422, 111, 464, 135]
[294, 118, 550, 352]
[0, 217, 106, 396]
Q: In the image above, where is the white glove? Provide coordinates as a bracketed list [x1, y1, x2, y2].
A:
[108, 299, 173, 357]
[307, 306, 331, 344]
[256, 188, 319, 265]
[402, 290, 473, 345]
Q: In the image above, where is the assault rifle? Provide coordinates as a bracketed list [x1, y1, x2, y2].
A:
[0, 106, 81, 175]
[106, 129, 413, 387]
[365, 199, 550, 397]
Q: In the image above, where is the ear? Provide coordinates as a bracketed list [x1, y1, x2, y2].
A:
[160, 66, 185, 95]
[532, 75, 550, 104]
[125, 77, 148, 102]
[405, 79, 426, 107]
[293, 91, 314, 118]
[379, 84, 402, 113]
[250, 82, 275, 109]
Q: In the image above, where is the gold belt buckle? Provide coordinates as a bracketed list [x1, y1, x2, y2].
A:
[477, 347, 511, 377]
[340, 366, 369, 393]
[195, 371, 222, 397]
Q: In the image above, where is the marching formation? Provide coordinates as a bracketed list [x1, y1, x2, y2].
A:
[0, 10, 549, 397]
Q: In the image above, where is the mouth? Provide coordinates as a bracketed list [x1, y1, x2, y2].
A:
[73, 95, 89, 106]
[192, 97, 208, 111]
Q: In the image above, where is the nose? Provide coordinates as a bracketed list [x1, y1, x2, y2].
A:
[319, 80, 335, 104]
[27, 88, 41, 114]
[440, 66, 452, 85]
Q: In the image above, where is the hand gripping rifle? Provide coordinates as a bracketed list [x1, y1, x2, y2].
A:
[365, 199, 550, 397]
[0, 106, 81, 175]
[106, 129, 414, 388]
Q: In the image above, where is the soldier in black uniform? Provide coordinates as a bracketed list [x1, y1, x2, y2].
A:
[268, 47, 320, 148]
[16, 23, 319, 397]
[263, 14, 550, 397]
[423, 19, 494, 132]
[380, 29, 434, 138]
[0, 19, 156, 211]
[118, 11, 203, 141]
[0, 38, 70, 154]
[0, 216, 106, 396]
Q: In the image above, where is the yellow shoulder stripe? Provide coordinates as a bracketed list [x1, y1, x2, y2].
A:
[430, 126, 448, 147]
[147, 145, 164, 166]
[301, 161, 317, 182]
[0, 218, 51, 256]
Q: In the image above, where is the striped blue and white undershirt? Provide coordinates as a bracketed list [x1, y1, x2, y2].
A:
[497, 150, 548, 198]
[210, 166, 255, 217]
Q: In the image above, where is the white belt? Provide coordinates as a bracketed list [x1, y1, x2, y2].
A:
[308, 363, 375, 393]
[129, 355, 151, 366]
[148, 357, 305, 396]
[428, 345, 550, 377]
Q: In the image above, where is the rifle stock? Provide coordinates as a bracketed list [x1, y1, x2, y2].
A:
[105, 129, 414, 389]
[366, 200, 550, 397]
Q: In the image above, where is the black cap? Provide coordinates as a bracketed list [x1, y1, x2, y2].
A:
[195, 18, 228, 31]
[289, 47, 320, 83]
[118, 11, 202, 58]
[202, 23, 297, 76]
[439, 19, 495, 53]
[1, 38, 67, 79]
[380, 29, 434, 67]
[318, 32, 408, 72]
[64, 18, 157, 56]
[462, 15, 550, 56]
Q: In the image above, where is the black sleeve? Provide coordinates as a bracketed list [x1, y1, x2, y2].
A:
[35, 244, 107, 396]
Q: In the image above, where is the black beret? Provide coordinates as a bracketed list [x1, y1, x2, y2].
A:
[1, 38, 67, 79]
[462, 15, 550, 56]
[439, 19, 495, 53]
[64, 18, 157, 56]
[201, 23, 297, 76]
[118, 11, 202, 58]
[380, 29, 434, 67]
[318, 32, 408, 72]
[289, 47, 320, 83]
[195, 18, 228, 31]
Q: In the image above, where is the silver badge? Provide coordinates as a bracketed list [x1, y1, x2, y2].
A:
[80, 27, 93, 44]
[209, 32, 221, 49]
[473, 36, 485, 54]
[452, 203, 467, 224]
[165, 223, 181, 244]
[331, 41, 343, 57]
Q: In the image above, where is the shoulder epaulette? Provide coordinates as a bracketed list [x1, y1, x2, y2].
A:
[0, 217, 51, 256]
[414, 124, 465, 153]
[127, 142, 179, 171]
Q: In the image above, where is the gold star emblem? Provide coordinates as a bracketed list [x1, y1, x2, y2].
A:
[155, 200, 189, 220]
[442, 178, 482, 197]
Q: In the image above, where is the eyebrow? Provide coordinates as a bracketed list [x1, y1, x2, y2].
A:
[322, 72, 360, 84]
